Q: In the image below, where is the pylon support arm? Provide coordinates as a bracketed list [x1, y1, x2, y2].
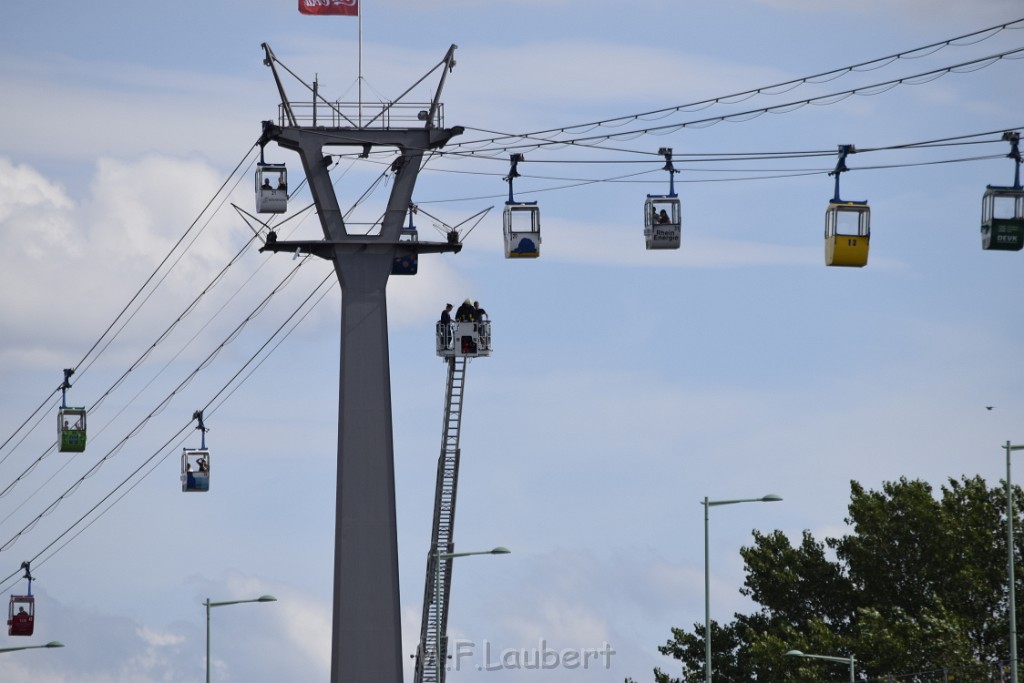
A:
[260, 123, 463, 243]
[259, 235, 462, 260]
[261, 43, 297, 128]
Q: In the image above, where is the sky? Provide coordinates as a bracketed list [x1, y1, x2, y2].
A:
[1, 0, 1024, 681]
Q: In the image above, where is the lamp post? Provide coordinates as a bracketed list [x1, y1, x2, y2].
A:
[1008, 441, 1024, 683]
[434, 547, 510, 683]
[205, 594, 276, 683]
[786, 648, 855, 683]
[704, 494, 782, 683]
[0, 641, 64, 654]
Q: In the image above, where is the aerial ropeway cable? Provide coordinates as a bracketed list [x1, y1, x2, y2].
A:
[450, 46, 1024, 156]
[0, 265, 336, 592]
[449, 16, 1024, 152]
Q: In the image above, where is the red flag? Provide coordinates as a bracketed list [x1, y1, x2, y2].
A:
[299, 0, 358, 16]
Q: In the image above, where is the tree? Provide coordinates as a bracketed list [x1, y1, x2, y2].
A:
[631, 476, 1022, 683]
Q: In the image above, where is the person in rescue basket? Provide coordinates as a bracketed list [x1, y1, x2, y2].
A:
[455, 299, 475, 322]
[439, 303, 453, 348]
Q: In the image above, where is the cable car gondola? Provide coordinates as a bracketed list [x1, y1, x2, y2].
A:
[181, 410, 210, 492]
[644, 147, 681, 250]
[256, 162, 288, 214]
[8, 562, 34, 637]
[502, 154, 541, 258]
[825, 145, 870, 268]
[392, 206, 419, 275]
[981, 132, 1023, 251]
[58, 368, 86, 453]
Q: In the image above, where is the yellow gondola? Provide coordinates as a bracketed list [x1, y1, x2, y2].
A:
[825, 201, 870, 267]
[825, 145, 870, 268]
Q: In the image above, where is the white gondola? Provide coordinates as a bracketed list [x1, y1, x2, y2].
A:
[981, 133, 1024, 251]
[503, 202, 540, 258]
[502, 154, 540, 258]
[181, 449, 210, 492]
[181, 410, 210, 492]
[644, 195, 681, 250]
[981, 185, 1024, 251]
[644, 148, 681, 250]
[256, 163, 288, 214]
[436, 320, 492, 358]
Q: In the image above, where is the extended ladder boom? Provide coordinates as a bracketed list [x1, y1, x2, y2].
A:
[414, 355, 468, 683]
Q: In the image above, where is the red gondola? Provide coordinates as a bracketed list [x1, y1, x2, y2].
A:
[8, 562, 34, 636]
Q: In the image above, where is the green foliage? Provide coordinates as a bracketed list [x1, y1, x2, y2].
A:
[632, 476, 1023, 682]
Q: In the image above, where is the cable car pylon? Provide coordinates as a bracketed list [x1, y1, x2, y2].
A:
[254, 42, 464, 683]
[981, 131, 1024, 251]
[825, 144, 871, 267]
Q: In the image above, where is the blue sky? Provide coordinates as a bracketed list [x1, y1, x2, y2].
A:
[2, 1, 1024, 681]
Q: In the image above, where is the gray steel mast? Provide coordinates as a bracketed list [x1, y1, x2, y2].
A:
[258, 43, 463, 683]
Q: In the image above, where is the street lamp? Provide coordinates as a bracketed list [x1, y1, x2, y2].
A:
[1007, 441, 1024, 683]
[205, 594, 276, 683]
[434, 546, 510, 683]
[786, 648, 855, 683]
[0, 641, 64, 654]
[704, 494, 782, 683]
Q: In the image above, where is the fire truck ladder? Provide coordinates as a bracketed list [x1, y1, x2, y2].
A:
[414, 354, 469, 683]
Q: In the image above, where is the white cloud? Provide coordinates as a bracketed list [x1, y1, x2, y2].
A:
[136, 625, 185, 647]
[0, 154, 250, 365]
[0, 157, 76, 257]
